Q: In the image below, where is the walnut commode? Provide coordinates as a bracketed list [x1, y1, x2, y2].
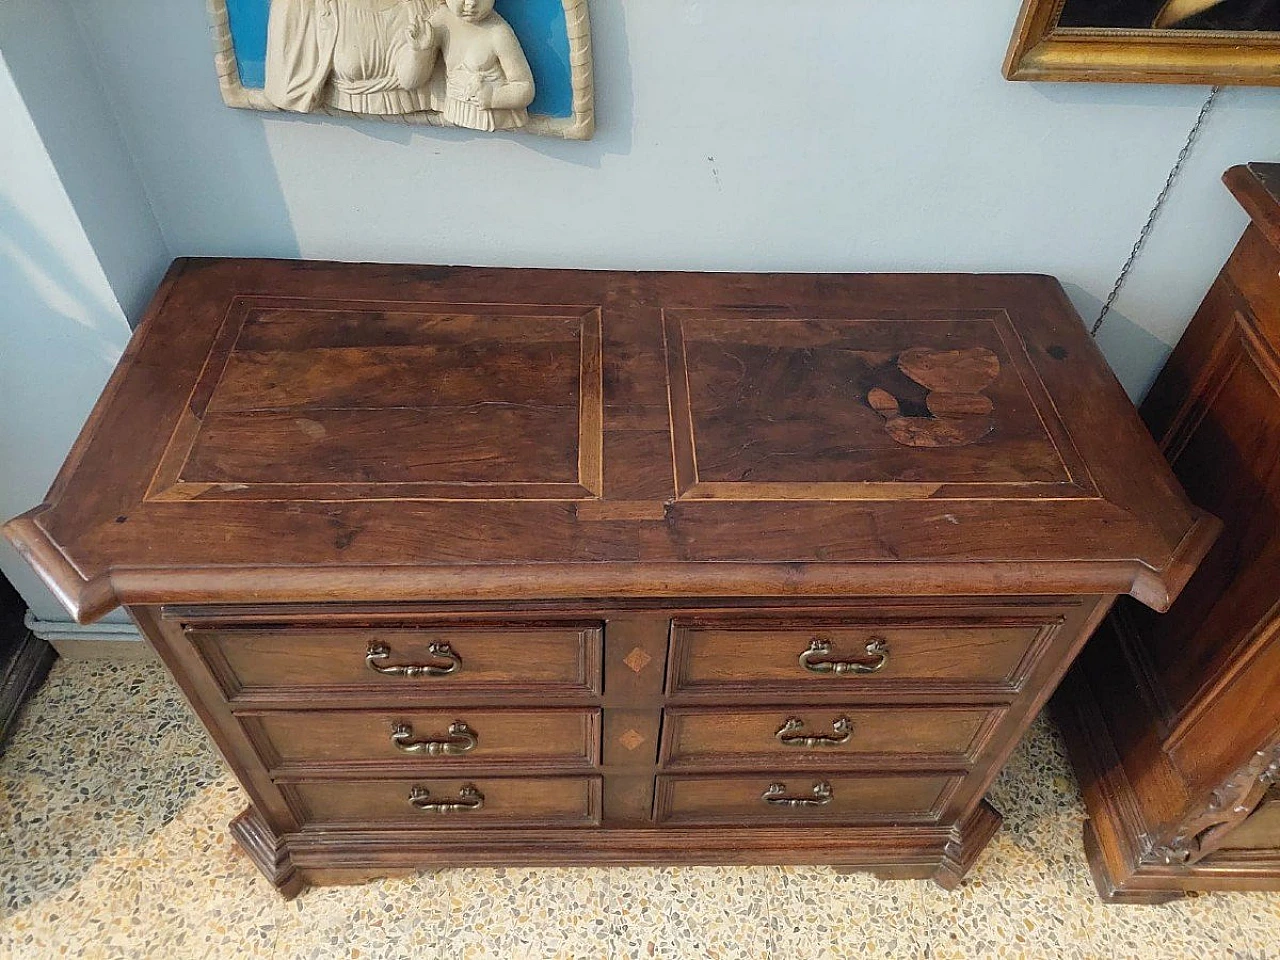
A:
[5, 261, 1214, 897]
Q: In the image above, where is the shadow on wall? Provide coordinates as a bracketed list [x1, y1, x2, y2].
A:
[0, 196, 128, 352]
[0, 193, 133, 620]
[1061, 282, 1174, 400]
[67, 0, 302, 259]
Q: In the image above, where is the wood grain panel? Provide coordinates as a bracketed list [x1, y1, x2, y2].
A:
[654, 774, 955, 825]
[193, 622, 603, 701]
[149, 301, 603, 503]
[233, 308, 586, 352]
[664, 310, 1093, 501]
[284, 776, 602, 827]
[241, 708, 599, 775]
[182, 406, 580, 485]
[1130, 311, 1280, 720]
[208, 342, 580, 411]
[667, 613, 1064, 700]
[661, 706, 1000, 771]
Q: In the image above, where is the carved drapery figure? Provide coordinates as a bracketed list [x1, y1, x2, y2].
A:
[264, 0, 535, 132]
[430, 0, 535, 131]
[265, 0, 438, 115]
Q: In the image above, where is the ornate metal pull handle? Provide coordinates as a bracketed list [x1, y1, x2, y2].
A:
[392, 720, 478, 756]
[365, 640, 460, 677]
[799, 637, 888, 675]
[762, 780, 833, 808]
[408, 783, 485, 813]
[775, 716, 853, 748]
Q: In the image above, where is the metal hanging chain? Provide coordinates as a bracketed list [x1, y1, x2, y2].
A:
[1091, 85, 1223, 337]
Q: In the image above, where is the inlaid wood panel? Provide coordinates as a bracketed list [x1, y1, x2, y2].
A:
[660, 706, 1001, 771]
[664, 310, 1097, 502]
[8, 264, 1213, 620]
[283, 776, 602, 827]
[148, 300, 604, 502]
[241, 708, 600, 776]
[654, 773, 956, 825]
[192, 622, 603, 702]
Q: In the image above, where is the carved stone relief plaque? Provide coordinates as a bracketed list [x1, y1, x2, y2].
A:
[208, 0, 594, 139]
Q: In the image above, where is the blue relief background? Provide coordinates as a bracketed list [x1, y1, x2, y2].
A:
[223, 0, 574, 118]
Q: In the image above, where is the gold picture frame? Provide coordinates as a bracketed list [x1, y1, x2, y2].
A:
[1004, 0, 1280, 85]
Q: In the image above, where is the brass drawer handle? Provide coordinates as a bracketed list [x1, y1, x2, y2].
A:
[391, 720, 478, 756]
[408, 783, 485, 813]
[762, 780, 833, 808]
[365, 640, 460, 677]
[775, 716, 852, 748]
[799, 637, 888, 675]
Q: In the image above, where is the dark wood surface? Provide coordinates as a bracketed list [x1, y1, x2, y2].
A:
[1054, 164, 1280, 902]
[243, 707, 601, 776]
[3, 263, 1214, 896]
[5, 263, 1213, 622]
[284, 776, 603, 828]
[658, 705, 1001, 771]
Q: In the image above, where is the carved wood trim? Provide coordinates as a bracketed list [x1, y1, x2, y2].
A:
[1145, 742, 1280, 867]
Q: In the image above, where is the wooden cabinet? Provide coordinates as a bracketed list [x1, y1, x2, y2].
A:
[1054, 163, 1280, 901]
[4, 261, 1213, 898]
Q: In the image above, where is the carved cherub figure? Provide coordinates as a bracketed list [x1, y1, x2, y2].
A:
[429, 0, 536, 131]
[867, 347, 1000, 448]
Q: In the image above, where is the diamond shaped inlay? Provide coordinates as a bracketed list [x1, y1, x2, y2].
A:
[623, 647, 653, 673]
[618, 729, 647, 751]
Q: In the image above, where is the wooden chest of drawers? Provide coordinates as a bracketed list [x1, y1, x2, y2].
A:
[4, 261, 1214, 897]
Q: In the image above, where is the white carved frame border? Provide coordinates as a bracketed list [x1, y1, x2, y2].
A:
[207, 0, 594, 140]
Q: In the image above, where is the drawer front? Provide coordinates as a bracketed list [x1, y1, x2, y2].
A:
[242, 708, 601, 774]
[660, 706, 1001, 771]
[192, 621, 603, 700]
[654, 773, 956, 825]
[283, 776, 602, 827]
[668, 613, 1065, 698]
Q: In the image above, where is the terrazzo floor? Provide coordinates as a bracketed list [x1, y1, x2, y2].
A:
[1, 659, 1278, 959]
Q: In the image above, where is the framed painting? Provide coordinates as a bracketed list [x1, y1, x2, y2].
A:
[1004, 0, 1280, 85]
[207, 0, 594, 139]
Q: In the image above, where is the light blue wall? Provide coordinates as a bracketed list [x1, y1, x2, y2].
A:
[3, 0, 1280, 624]
[67, 0, 1280, 397]
[0, 0, 167, 324]
[0, 51, 138, 622]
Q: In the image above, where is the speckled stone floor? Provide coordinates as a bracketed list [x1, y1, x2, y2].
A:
[2, 660, 1278, 959]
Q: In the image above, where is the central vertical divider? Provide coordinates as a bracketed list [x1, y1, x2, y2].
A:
[600, 614, 670, 823]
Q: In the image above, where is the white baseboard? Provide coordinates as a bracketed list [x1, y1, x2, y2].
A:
[25, 613, 153, 660]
